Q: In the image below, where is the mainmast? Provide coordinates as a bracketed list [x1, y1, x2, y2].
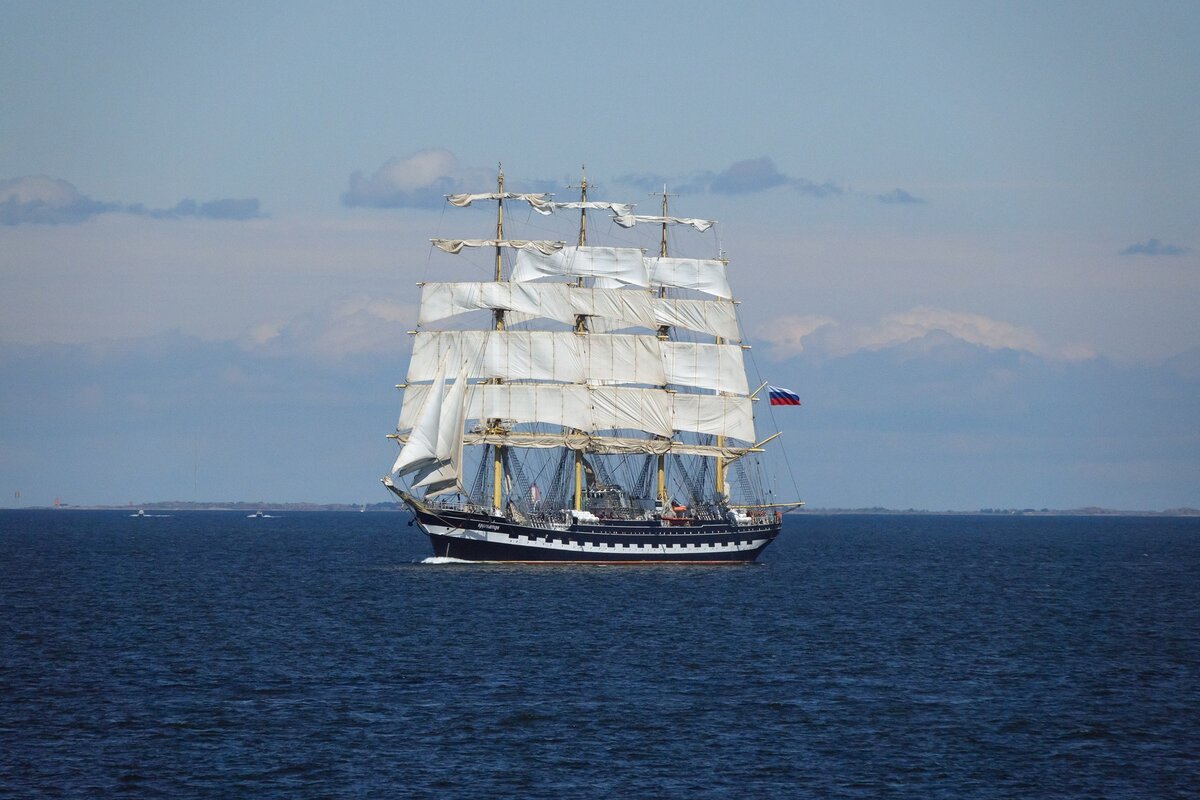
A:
[570, 167, 589, 511]
[491, 165, 505, 513]
[656, 185, 673, 507]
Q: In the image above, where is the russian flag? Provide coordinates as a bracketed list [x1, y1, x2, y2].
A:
[768, 386, 801, 406]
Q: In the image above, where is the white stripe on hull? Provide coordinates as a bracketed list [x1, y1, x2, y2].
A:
[419, 522, 771, 555]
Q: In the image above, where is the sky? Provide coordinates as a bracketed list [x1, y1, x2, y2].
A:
[2, 1, 1198, 509]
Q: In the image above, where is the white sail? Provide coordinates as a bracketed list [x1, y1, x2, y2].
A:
[412, 366, 470, 496]
[410, 331, 746, 393]
[661, 341, 749, 394]
[670, 393, 755, 442]
[398, 382, 675, 438]
[510, 246, 649, 288]
[572, 286, 657, 329]
[393, 431, 756, 459]
[419, 282, 659, 330]
[652, 297, 740, 341]
[417, 282, 740, 341]
[646, 256, 732, 299]
[391, 362, 447, 477]
[432, 239, 563, 255]
[612, 214, 716, 232]
[407, 331, 666, 386]
[418, 282, 577, 326]
[548, 200, 635, 216]
[398, 382, 753, 441]
[508, 432, 754, 458]
[407, 330, 582, 384]
[446, 192, 553, 214]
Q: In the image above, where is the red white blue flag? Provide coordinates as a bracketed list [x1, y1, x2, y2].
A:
[768, 386, 801, 406]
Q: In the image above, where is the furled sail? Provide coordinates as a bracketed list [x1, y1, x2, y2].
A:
[646, 257, 732, 299]
[548, 200, 635, 216]
[510, 246, 649, 288]
[612, 214, 716, 232]
[432, 239, 564, 255]
[447, 192, 553, 215]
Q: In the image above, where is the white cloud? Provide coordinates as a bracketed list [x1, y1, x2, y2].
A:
[0, 175, 115, 224]
[757, 307, 1096, 361]
[240, 295, 417, 359]
[853, 308, 1047, 353]
[755, 314, 836, 358]
[1, 175, 263, 224]
[0, 212, 430, 346]
[342, 149, 466, 208]
[1, 175, 83, 206]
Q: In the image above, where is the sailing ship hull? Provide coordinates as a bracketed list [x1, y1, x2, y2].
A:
[408, 503, 781, 563]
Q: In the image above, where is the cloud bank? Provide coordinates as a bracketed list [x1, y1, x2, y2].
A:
[615, 157, 844, 198]
[1120, 238, 1189, 256]
[241, 295, 416, 359]
[876, 188, 926, 204]
[758, 308, 1094, 362]
[0, 175, 264, 225]
[338, 152, 925, 209]
[342, 149, 557, 209]
[0, 176, 117, 224]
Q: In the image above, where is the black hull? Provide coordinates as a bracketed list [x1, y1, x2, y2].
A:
[407, 503, 781, 563]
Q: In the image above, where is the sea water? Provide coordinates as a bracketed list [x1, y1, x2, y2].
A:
[2, 510, 1197, 798]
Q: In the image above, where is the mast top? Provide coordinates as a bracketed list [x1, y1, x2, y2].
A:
[568, 165, 589, 192]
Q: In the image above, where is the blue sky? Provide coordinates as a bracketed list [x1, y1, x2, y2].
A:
[2, 1, 1198, 509]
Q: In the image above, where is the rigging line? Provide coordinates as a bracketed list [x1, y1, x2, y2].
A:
[744, 343, 801, 500]
[420, 200, 452, 286]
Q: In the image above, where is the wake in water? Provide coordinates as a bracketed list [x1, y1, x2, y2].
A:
[420, 556, 474, 565]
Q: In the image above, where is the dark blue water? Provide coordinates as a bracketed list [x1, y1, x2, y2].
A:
[2, 511, 1197, 799]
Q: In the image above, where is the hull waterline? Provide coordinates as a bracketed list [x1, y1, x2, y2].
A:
[407, 501, 781, 564]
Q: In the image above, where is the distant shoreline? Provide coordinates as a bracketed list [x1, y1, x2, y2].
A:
[797, 506, 1200, 517]
[3, 502, 1198, 517]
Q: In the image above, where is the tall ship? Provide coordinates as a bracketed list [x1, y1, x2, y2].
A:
[383, 166, 801, 562]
